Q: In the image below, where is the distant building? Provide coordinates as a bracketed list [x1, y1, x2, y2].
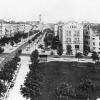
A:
[0, 22, 6, 37]
[62, 21, 83, 55]
[43, 23, 54, 31]
[5, 22, 18, 37]
[17, 22, 32, 33]
[54, 24, 58, 36]
[54, 21, 64, 41]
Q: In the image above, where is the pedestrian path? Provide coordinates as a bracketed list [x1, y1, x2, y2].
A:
[6, 56, 30, 100]
[47, 57, 93, 63]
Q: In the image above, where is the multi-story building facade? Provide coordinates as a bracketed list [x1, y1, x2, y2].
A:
[89, 24, 100, 53]
[17, 22, 32, 33]
[54, 22, 64, 42]
[17, 22, 26, 33]
[24, 24, 32, 33]
[0, 20, 36, 38]
[62, 21, 83, 55]
[82, 22, 91, 54]
[5, 22, 18, 37]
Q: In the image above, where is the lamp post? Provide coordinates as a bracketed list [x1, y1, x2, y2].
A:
[35, 43, 36, 50]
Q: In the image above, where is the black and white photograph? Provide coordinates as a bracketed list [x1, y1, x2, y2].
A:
[0, 0, 100, 100]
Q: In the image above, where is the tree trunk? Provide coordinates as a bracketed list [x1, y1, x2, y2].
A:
[78, 58, 79, 62]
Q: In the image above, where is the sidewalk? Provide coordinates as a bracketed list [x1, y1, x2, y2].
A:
[47, 57, 93, 63]
[6, 56, 30, 100]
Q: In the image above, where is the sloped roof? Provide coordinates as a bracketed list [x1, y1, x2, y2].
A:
[90, 24, 100, 36]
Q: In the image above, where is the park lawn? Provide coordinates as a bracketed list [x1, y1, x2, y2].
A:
[37, 61, 100, 100]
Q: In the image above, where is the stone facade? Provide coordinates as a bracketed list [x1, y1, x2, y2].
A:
[62, 21, 83, 55]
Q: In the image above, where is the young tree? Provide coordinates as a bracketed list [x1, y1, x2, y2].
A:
[75, 52, 82, 62]
[57, 47, 63, 56]
[0, 47, 4, 54]
[28, 40, 32, 48]
[66, 45, 72, 55]
[50, 51, 54, 55]
[57, 43, 63, 56]
[51, 36, 59, 50]
[91, 51, 99, 62]
[18, 49, 22, 55]
[0, 80, 7, 98]
[30, 49, 39, 65]
[10, 41, 14, 47]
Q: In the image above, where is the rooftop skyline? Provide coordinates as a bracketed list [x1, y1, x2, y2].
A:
[0, 0, 100, 23]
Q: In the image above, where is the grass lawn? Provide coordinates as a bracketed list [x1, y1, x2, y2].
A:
[36, 61, 100, 100]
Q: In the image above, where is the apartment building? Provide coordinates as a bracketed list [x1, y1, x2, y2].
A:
[17, 22, 32, 33]
[5, 22, 18, 37]
[0, 22, 6, 37]
[82, 22, 91, 54]
[54, 22, 64, 42]
[62, 21, 83, 55]
[89, 24, 100, 53]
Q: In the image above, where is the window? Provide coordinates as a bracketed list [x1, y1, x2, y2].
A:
[99, 42, 100, 45]
[66, 38, 68, 43]
[99, 48, 100, 50]
[74, 38, 80, 43]
[66, 38, 71, 43]
[75, 45, 79, 50]
[69, 31, 71, 36]
[66, 31, 68, 36]
[69, 38, 71, 42]
[77, 38, 80, 43]
[66, 30, 71, 36]
[93, 42, 95, 45]
[74, 30, 80, 36]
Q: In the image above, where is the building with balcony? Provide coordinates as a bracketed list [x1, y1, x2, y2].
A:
[62, 21, 83, 55]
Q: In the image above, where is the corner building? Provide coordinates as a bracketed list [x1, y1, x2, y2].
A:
[62, 21, 83, 55]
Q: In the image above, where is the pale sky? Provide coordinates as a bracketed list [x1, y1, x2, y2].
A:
[0, 0, 100, 23]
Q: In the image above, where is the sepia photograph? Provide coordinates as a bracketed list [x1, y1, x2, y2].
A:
[0, 0, 100, 100]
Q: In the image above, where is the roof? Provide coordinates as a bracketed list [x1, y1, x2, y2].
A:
[90, 24, 100, 36]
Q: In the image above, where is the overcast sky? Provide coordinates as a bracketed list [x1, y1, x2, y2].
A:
[0, 0, 100, 23]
